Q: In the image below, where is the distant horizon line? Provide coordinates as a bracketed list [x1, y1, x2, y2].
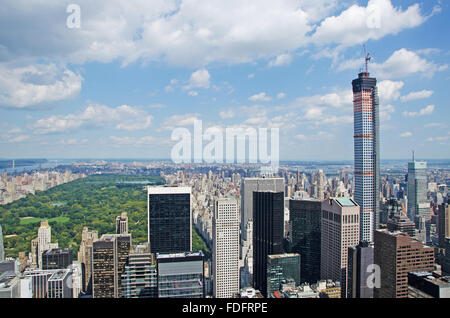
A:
[1, 158, 449, 162]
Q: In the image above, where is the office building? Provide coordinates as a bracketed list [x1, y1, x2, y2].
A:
[147, 186, 192, 254]
[0, 272, 20, 298]
[0, 260, 18, 275]
[77, 226, 98, 294]
[352, 69, 380, 242]
[438, 203, 450, 248]
[37, 220, 58, 269]
[407, 161, 430, 222]
[408, 271, 450, 298]
[266, 253, 301, 297]
[71, 262, 83, 298]
[320, 198, 360, 296]
[0, 224, 4, 261]
[347, 241, 374, 298]
[253, 191, 284, 297]
[213, 198, 239, 298]
[387, 214, 416, 237]
[116, 212, 129, 235]
[289, 198, 321, 283]
[240, 177, 284, 286]
[42, 248, 73, 270]
[374, 229, 435, 298]
[156, 252, 205, 298]
[24, 269, 58, 298]
[47, 269, 73, 298]
[92, 234, 131, 298]
[121, 253, 157, 298]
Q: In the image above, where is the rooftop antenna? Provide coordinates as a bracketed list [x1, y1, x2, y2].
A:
[363, 44, 372, 74]
[412, 150, 415, 162]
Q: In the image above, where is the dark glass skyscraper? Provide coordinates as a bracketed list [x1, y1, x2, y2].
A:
[266, 253, 301, 297]
[147, 187, 192, 254]
[253, 191, 284, 297]
[289, 199, 321, 284]
[42, 248, 73, 270]
[353, 70, 380, 242]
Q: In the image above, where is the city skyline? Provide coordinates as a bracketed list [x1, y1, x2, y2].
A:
[0, 1, 449, 160]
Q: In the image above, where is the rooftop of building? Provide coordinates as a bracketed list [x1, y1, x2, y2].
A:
[268, 253, 300, 259]
[147, 186, 191, 194]
[334, 197, 358, 207]
[156, 251, 204, 259]
[409, 271, 450, 287]
[0, 271, 18, 289]
[43, 247, 71, 255]
[48, 269, 70, 281]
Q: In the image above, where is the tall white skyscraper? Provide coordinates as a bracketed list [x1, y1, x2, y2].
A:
[213, 198, 240, 298]
[0, 224, 4, 261]
[352, 67, 380, 242]
[37, 220, 58, 269]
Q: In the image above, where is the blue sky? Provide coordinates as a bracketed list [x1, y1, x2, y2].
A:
[0, 0, 449, 161]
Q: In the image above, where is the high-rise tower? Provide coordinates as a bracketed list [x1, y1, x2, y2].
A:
[352, 60, 380, 242]
[212, 198, 240, 298]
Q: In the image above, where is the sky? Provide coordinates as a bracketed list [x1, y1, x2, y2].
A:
[0, 0, 449, 161]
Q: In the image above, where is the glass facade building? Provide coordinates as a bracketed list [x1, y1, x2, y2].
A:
[266, 253, 301, 297]
[289, 199, 321, 284]
[253, 191, 284, 297]
[147, 187, 192, 254]
[156, 252, 205, 298]
[121, 253, 157, 298]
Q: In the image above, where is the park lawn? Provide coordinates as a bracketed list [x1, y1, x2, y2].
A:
[20, 216, 70, 225]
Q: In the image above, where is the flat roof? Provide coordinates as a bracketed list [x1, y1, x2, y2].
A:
[147, 186, 191, 194]
[335, 198, 357, 207]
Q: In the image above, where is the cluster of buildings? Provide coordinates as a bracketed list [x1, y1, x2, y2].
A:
[1, 69, 450, 299]
[0, 170, 85, 205]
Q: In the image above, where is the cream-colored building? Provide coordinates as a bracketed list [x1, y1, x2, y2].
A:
[320, 198, 360, 295]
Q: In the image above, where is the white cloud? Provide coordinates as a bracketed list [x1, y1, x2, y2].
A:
[338, 49, 447, 79]
[159, 113, 200, 131]
[400, 131, 412, 138]
[219, 109, 235, 119]
[402, 105, 435, 117]
[378, 80, 404, 101]
[400, 90, 434, 102]
[424, 122, 446, 128]
[110, 136, 158, 145]
[8, 135, 30, 143]
[248, 73, 255, 79]
[33, 104, 153, 134]
[188, 91, 199, 96]
[427, 136, 449, 142]
[372, 49, 447, 79]
[295, 90, 353, 109]
[380, 104, 395, 121]
[249, 92, 272, 102]
[312, 0, 426, 47]
[277, 92, 286, 99]
[295, 131, 334, 141]
[0, 63, 82, 108]
[184, 69, 210, 90]
[268, 53, 293, 67]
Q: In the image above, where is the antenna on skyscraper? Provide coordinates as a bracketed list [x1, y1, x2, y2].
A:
[363, 44, 371, 73]
[412, 150, 415, 162]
